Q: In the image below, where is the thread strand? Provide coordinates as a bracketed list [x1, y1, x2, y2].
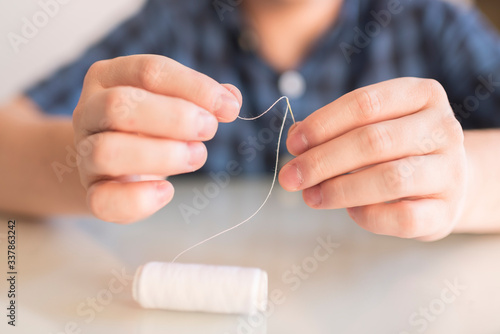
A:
[172, 96, 296, 263]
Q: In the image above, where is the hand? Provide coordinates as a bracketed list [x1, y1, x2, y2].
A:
[73, 55, 242, 223]
[279, 78, 467, 241]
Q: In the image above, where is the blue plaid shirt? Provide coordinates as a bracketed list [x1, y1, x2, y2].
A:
[26, 0, 500, 173]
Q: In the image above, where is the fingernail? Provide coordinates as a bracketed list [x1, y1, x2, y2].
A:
[214, 94, 241, 122]
[305, 185, 322, 208]
[280, 163, 304, 191]
[197, 110, 218, 139]
[288, 123, 298, 135]
[156, 182, 173, 204]
[287, 125, 309, 155]
[187, 142, 206, 170]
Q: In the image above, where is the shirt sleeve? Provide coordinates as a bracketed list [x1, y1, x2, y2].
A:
[421, 0, 500, 129]
[25, 0, 174, 116]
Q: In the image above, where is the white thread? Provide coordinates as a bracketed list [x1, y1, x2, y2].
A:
[236, 95, 296, 123]
[133, 98, 294, 315]
[132, 262, 268, 314]
[172, 96, 296, 263]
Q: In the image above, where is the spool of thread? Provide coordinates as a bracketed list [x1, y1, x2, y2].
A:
[132, 262, 268, 314]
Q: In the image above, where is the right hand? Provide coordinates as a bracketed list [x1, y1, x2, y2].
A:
[72, 55, 242, 223]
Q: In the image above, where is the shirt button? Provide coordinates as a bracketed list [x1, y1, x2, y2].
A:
[278, 70, 306, 99]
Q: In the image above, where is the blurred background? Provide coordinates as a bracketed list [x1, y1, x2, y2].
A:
[0, 0, 498, 104]
[0, 0, 146, 103]
[476, 0, 500, 27]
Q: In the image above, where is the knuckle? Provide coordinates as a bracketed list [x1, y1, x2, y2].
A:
[351, 88, 381, 122]
[85, 60, 108, 84]
[179, 101, 201, 129]
[382, 161, 413, 197]
[327, 179, 348, 207]
[90, 134, 118, 174]
[421, 79, 447, 105]
[72, 105, 83, 129]
[87, 60, 107, 76]
[307, 117, 328, 144]
[75, 137, 92, 162]
[307, 151, 329, 181]
[359, 209, 381, 233]
[190, 79, 212, 107]
[102, 87, 136, 128]
[87, 187, 105, 220]
[102, 88, 124, 121]
[446, 118, 465, 144]
[165, 99, 203, 139]
[139, 57, 165, 91]
[396, 203, 421, 238]
[362, 124, 393, 156]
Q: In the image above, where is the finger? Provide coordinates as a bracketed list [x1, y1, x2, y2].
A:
[80, 132, 207, 177]
[222, 83, 243, 107]
[415, 229, 456, 242]
[287, 78, 450, 155]
[87, 179, 174, 224]
[80, 87, 218, 141]
[83, 55, 241, 122]
[141, 175, 168, 181]
[280, 109, 455, 191]
[346, 199, 448, 239]
[302, 155, 449, 209]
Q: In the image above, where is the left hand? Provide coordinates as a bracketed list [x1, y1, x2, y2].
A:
[279, 78, 468, 241]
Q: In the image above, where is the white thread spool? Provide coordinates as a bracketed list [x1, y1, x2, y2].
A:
[132, 262, 268, 314]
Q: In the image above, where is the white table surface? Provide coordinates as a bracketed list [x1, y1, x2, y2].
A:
[1, 176, 500, 334]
